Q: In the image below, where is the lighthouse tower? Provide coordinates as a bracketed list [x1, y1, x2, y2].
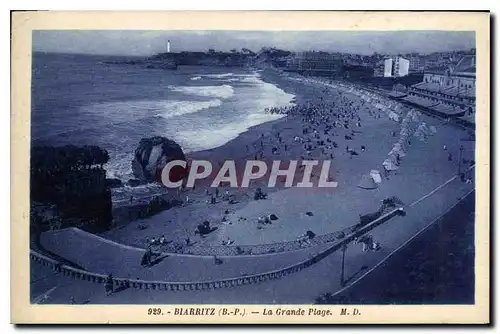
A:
[167, 40, 171, 53]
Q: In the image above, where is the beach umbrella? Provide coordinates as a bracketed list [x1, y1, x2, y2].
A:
[389, 112, 400, 122]
[391, 146, 406, 157]
[418, 123, 430, 135]
[397, 138, 408, 148]
[414, 130, 426, 141]
[358, 174, 378, 190]
[383, 159, 399, 171]
[370, 170, 382, 184]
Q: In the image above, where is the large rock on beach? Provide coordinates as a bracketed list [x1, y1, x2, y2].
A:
[106, 178, 123, 188]
[132, 136, 186, 183]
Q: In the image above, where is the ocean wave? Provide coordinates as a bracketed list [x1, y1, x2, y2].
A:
[240, 76, 261, 84]
[168, 84, 234, 99]
[203, 73, 233, 78]
[105, 152, 134, 180]
[221, 78, 240, 82]
[81, 99, 222, 121]
[177, 112, 285, 152]
[190, 76, 202, 81]
[175, 78, 294, 152]
[154, 99, 222, 118]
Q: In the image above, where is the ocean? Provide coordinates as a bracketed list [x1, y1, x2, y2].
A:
[31, 53, 295, 187]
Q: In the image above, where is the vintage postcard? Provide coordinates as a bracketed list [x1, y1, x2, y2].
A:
[11, 11, 490, 324]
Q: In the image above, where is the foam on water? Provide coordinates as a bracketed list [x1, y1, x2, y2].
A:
[203, 73, 233, 78]
[153, 99, 222, 119]
[105, 151, 134, 180]
[175, 73, 295, 152]
[190, 76, 202, 81]
[80, 99, 222, 123]
[177, 113, 285, 152]
[168, 84, 235, 99]
[102, 71, 294, 184]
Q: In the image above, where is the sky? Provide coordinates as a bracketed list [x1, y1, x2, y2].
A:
[32, 30, 475, 56]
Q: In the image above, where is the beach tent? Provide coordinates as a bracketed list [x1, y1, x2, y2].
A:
[388, 111, 400, 122]
[370, 170, 382, 184]
[411, 112, 421, 122]
[358, 174, 378, 190]
[397, 137, 408, 148]
[383, 158, 399, 171]
[416, 123, 430, 137]
[414, 129, 426, 141]
[390, 146, 406, 158]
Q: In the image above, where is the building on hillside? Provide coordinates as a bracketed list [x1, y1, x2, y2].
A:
[285, 51, 343, 76]
[373, 60, 385, 77]
[373, 56, 409, 77]
[407, 54, 424, 73]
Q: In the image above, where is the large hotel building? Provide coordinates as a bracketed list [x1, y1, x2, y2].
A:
[374, 56, 410, 77]
[395, 54, 476, 126]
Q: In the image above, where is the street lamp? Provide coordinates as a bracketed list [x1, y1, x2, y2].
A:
[458, 145, 464, 176]
[340, 243, 348, 287]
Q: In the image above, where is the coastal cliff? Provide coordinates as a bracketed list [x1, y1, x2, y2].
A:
[30, 145, 113, 235]
[106, 50, 257, 69]
[150, 51, 254, 67]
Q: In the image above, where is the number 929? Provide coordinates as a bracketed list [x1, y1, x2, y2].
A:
[148, 308, 162, 315]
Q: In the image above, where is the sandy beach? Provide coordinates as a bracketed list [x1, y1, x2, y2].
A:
[102, 67, 474, 251]
[35, 67, 476, 304]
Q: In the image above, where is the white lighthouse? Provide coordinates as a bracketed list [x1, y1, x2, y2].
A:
[167, 40, 171, 53]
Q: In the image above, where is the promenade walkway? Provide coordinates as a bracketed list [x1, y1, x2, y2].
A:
[39, 228, 329, 282]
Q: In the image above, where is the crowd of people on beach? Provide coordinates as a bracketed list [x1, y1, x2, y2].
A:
[131, 72, 472, 255]
[262, 75, 465, 183]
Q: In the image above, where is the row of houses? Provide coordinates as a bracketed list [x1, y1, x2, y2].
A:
[281, 51, 475, 125]
[285, 51, 344, 76]
[283, 49, 475, 78]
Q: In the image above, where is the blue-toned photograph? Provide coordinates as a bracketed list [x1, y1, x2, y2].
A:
[29, 30, 476, 305]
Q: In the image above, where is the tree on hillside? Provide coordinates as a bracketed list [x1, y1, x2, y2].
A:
[241, 48, 255, 55]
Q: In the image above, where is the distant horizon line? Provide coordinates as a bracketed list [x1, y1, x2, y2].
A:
[33, 47, 476, 58]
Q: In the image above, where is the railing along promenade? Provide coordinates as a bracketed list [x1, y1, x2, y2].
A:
[31, 208, 404, 292]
